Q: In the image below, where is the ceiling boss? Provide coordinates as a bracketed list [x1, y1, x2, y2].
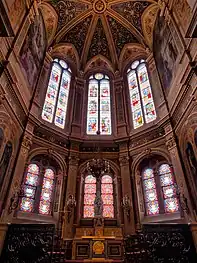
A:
[93, 0, 107, 14]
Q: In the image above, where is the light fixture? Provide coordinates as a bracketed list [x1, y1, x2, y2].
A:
[86, 158, 110, 178]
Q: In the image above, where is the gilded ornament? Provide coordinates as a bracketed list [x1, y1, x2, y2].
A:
[93, 241, 104, 254]
[93, 0, 106, 14]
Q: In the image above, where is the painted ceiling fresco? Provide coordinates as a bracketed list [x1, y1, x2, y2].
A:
[41, 0, 159, 69]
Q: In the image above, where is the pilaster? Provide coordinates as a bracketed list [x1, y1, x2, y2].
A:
[119, 142, 135, 234]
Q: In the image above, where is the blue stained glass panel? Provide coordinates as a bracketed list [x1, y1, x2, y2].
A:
[39, 200, 50, 215]
[20, 197, 34, 212]
[143, 178, 156, 191]
[144, 189, 157, 202]
[146, 201, 159, 215]
[163, 185, 176, 199]
[23, 185, 36, 198]
[143, 168, 154, 179]
[164, 198, 179, 213]
[159, 164, 171, 175]
[160, 174, 173, 186]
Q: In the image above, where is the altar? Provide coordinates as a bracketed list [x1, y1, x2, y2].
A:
[72, 225, 123, 261]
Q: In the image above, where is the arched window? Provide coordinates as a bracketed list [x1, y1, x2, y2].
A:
[83, 174, 114, 218]
[87, 73, 112, 135]
[42, 58, 71, 129]
[20, 163, 55, 215]
[127, 59, 156, 129]
[142, 164, 178, 216]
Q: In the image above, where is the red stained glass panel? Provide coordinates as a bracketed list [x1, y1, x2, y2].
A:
[158, 164, 171, 175]
[103, 205, 114, 218]
[43, 178, 53, 189]
[102, 175, 112, 184]
[27, 164, 39, 174]
[102, 195, 113, 205]
[84, 205, 94, 218]
[25, 173, 38, 186]
[85, 175, 96, 184]
[84, 184, 96, 194]
[101, 184, 113, 194]
[84, 194, 95, 205]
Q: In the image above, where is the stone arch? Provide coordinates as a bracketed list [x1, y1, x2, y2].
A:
[131, 147, 171, 176]
[28, 147, 67, 175]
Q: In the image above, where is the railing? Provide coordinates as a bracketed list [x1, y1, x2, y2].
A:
[124, 224, 197, 263]
[0, 224, 55, 263]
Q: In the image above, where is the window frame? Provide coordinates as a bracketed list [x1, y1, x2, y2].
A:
[142, 162, 179, 216]
[127, 59, 157, 129]
[82, 173, 115, 219]
[41, 58, 72, 129]
[86, 73, 112, 135]
[20, 162, 56, 216]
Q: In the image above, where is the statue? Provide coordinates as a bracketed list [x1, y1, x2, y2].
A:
[94, 191, 103, 216]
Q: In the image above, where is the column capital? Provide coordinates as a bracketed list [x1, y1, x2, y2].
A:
[69, 155, 79, 166]
[119, 155, 129, 167]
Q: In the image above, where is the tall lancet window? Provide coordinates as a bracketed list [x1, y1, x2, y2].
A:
[83, 174, 114, 218]
[142, 164, 179, 216]
[127, 60, 156, 129]
[87, 74, 112, 135]
[42, 58, 71, 129]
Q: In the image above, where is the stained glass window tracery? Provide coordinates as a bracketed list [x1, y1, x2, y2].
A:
[20, 164, 55, 215]
[83, 174, 114, 218]
[87, 74, 112, 135]
[127, 59, 156, 129]
[42, 58, 71, 129]
[142, 163, 179, 216]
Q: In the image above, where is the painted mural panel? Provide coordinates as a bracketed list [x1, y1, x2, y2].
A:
[19, 12, 47, 89]
[153, 16, 178, 90]
[173, 0, 192, 34]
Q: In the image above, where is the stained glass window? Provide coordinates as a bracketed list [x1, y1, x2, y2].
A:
[42, 59, 71, 129]
[142, 163, 179, 216]
[20, 164, 39, 212]
[87, 74, 112, 135]
[20, 164, 55, 215]
[101, 175, 114, 218]
[84, 175, 96, 218]
[142, 168, 159, 215]
[158, 164, 179, 213]
[83, 174, 114, 218]
[127, 60, 156, 129]
[39, 168, 54, 215]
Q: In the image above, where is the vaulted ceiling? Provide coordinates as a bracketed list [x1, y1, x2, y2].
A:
[41, 0, 159, 71]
